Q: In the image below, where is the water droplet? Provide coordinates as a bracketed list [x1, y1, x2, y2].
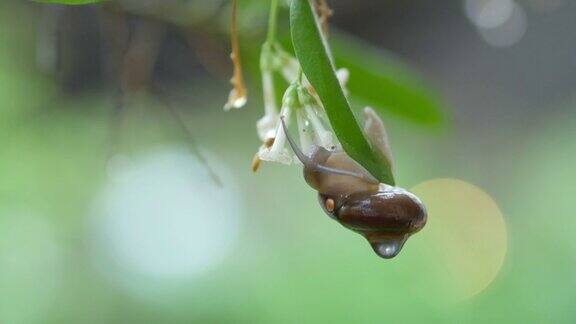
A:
[369, 236, 408, 259]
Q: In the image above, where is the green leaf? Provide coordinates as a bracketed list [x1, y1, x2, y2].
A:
[32, 0, 102, 4]
[332, 32, 444, 126]
[290, 0, 394, 185]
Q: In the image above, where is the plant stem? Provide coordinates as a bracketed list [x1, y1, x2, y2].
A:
[297, 68, 304, 84]
[266, 0, 279, 44]
[224, 0, 247, 110]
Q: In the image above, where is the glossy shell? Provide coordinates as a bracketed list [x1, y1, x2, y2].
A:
[319, 187, 427, 259]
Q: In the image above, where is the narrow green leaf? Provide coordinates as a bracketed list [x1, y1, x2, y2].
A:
[290, 0, 394, 185]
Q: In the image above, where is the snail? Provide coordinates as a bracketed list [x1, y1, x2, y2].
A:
[281, 108, 427, 259]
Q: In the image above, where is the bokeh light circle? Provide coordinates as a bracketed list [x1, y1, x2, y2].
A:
[478, 2, 527, 48]
[411, 178, 508, 300]
[464, 0, 527, 47]
[465, 0, 515, 29]
[90, 146, 242, 298]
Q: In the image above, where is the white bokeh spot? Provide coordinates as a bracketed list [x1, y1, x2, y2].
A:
[90, 146, 242, 296]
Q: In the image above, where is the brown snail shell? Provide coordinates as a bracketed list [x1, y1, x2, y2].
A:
[319, 187, 427, 259]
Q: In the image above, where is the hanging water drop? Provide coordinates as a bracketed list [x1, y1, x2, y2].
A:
[369, 236, 408, 259]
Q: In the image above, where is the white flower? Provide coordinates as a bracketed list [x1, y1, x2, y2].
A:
[303, 104, 336, 150]
[257, 85, 299, 165]
[256, 84, 341, 167]
[256, 69, 278, 142]
[296, 86, 337, 152]
[252, 42, 350, 169]
[295, 109, 314, 155]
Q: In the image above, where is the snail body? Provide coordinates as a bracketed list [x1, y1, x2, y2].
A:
[281, 108, 427, 259]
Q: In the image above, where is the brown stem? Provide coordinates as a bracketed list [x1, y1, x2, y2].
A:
[102, 14, 164, 157]
[119, 18, 165, 94]
[224, 0, 247, 110]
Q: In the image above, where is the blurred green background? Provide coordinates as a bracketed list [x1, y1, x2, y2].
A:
[1, 0, 575, 323]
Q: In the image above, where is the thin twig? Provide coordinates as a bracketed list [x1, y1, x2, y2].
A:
[266, 0, 279, 44]
[154, 84, 223, 187]
[106, 88, 127, 159]
[224, 0, 248, 110]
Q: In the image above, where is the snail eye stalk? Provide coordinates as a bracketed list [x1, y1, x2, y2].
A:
[280, 116, 376, 183]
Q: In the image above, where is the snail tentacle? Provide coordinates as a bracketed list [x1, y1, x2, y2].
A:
[280, 116, 376, 182]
